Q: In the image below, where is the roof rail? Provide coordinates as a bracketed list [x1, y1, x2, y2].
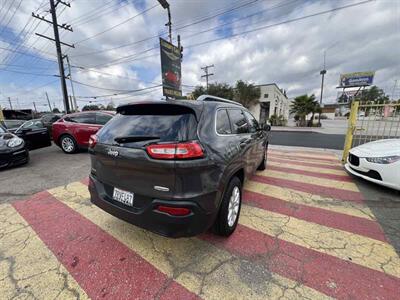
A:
[196, 95, 243, 107]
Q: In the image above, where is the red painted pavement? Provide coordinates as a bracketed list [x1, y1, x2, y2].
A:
[243, 190, 386, 242]
[12, 191, 199, 300]
[201, 225, 400, 300]
[252, 175, 365, 203]
[267, 164, 352, 182]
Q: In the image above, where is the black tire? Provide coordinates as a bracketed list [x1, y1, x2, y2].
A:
[60, 135, 77, 154]
[214, 177, 242, 236]
[257, 143, 268, 171]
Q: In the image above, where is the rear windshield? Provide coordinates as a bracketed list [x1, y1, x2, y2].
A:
[98, 109, 198, 146]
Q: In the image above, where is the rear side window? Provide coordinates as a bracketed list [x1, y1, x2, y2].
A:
[96, 113, 113, 125]
[216, 109, 232, 134]
[65, 113, 95, 124]
[98, 105, 198, 146]
[227, 109, 250, 134]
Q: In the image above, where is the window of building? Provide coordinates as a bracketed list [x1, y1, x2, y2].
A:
[264, 93, 269, 98]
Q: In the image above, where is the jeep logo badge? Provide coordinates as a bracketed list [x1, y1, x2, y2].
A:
[107, 149, 119, 157]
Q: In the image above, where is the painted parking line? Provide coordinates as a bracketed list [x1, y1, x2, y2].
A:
[202, 224, 400, 300]
[268, 149, 338, 159]
[0, 201, 88, 299]
[12, 191, 199, 300]
[269, 153, 343, 166]
[268, 151, 340, 163]
[268, 160, 349, 176]
[243, 190, 386, 242]
[244, 180, 375, 220]
[240, 204, 400, 278]
[269, 157, 344, 170]
[252, 174, 364, 202]
[46, 182, 329, 300]
[51, 180, 400, 299]
[261, 168, 358, 190]
[267, 164, 352, 182]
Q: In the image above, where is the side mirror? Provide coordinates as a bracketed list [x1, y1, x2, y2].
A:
[262, 123, 271, 131]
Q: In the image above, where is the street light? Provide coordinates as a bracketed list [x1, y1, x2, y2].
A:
[157, 0, 172, 43]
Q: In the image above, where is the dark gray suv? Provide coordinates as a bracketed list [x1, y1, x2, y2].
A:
[88, 95, 270, 238]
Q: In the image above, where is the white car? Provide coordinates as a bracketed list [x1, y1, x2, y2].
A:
[345, 139, 400, 190]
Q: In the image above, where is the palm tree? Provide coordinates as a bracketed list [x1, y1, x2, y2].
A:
[290, 94, 319, 127]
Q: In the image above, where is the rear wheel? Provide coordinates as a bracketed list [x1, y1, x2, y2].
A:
[60, 135, 77, 154]
[214, 177, 242, 236]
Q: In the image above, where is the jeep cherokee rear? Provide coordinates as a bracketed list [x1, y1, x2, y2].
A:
[88, 96, 269, 238]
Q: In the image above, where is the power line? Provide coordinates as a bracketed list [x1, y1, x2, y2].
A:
[0, 0, 23, 36]
[0, 68, 57, 77]
[70, 0, 264, 58]
[74, 4, 158, 45]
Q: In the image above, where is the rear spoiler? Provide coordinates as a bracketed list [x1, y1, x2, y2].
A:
[116, 101, 203, 121]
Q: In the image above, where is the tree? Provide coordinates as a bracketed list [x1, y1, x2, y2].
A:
[106, 101, 116, 111]
[52, 107, 60, 113]
[356, 86, 389, 104]
[82, 104, 100, 111]
[290, 94, 319, 127]
[233, 80, 260, 109]
[191, 82, 234, 100]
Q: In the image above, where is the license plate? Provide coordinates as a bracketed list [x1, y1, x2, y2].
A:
[112, 187, 134, 207]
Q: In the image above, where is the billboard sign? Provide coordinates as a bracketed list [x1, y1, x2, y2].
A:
[160, 38, 182, 98]
[339, 71, 374, 88]
[337, 90, 359, 104]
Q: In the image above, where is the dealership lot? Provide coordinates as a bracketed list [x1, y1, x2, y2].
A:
[1, 146, 400, 299]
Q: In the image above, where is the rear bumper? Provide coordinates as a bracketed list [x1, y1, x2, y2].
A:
[88, 175, 218, 238]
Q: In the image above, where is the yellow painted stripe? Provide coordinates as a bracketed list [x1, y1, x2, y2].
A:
[269, 155, 343, 166]
[268, 161, 349, 176]
[240, 205, 400, 278]
[262, 169, 360, 192]
[244, 180, 375, 220]
[0, 203, 88, 299]
[48, 182, 332, 300]
[269, 150, 338, 160]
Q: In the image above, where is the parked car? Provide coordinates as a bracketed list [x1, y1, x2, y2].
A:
[14, 119, 52, 150]
[0, 119, 26, 132]
[345, 139, 400, 190]
[0, 124, 29, 169]
[88, 95, 271, 238]
[41, 113, 63, 136]
[52, 111, 115, 153]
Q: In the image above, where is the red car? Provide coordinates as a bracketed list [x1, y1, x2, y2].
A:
[52, 111, 115, 153]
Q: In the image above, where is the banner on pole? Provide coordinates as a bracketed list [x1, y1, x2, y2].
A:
[160, 38, 182, 98]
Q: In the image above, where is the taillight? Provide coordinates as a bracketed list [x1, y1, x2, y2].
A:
[88, 134, 97, 148]
[146, 141, 204, 160]
[155, 205, 191, 216]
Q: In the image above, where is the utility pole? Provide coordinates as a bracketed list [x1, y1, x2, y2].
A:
[33, 102, 37, 113]
[45, 92, 52, 111]
[201, 65, 214, 92]
[32, 0, 74, 114]
[65, 55, 77, 111]
[157, 0, 172, 43]
[7, 97, 12, 110]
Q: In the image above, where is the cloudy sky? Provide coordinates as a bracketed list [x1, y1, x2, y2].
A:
[0, 0, 399, 111]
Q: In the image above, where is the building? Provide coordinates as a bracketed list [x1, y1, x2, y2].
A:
[249, 83, 289, 124]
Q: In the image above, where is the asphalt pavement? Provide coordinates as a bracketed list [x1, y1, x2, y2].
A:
[0, 144, 90, 203]
[270, 131, 346, 149]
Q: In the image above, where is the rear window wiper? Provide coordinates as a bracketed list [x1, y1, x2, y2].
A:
[114, 136, 160, 143]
